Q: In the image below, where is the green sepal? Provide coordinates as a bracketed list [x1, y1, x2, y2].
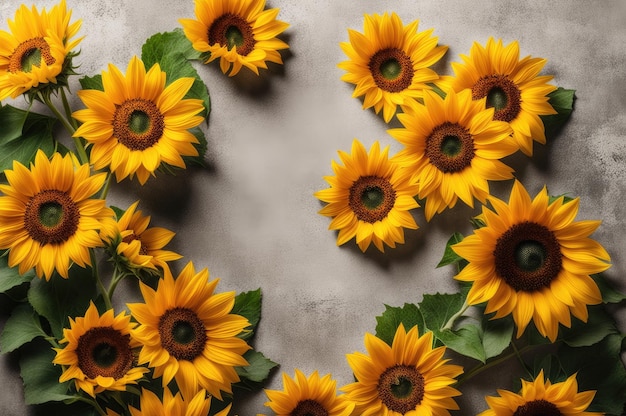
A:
[0, 255, 36, 294]
[235, 349, 278, 388]
[436, 232, 465, 268]
[375, 303, 425, 346]
[540, 87, 575, 136]
[0, 303, 48, 353]
[232, 289, 262, 341]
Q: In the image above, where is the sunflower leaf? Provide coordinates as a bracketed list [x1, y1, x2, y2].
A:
[592, 274, 626, 304]
[375, 303, 425, 345]
[419, 292, 466, 332]
[0, 303, 47, 354]
[437, 324, 486, 363]
[183, 125, 207, 167]
[481, 313, 514, 359]
[541, 87, 575, 136]
[0, 255, 36, 293]
[235, 349, 278, 386]
[559, 304, 619, 347]
[436, 232, 465, 268]
[0, 103, 30, 143]
[141, 28, 202, 64]
[19, 339, 74, 404]
[232, 289, 262, 341]
[78, 74, 103, 91]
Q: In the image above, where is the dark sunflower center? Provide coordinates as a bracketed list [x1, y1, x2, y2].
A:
[24, 189, 80, 245]
[513, 399, 562, 416]
[472, 74, 522, 122]
[349, 176, 396, 223]
[369, 48, 414, 93]
[494, 221, 563, 292]
[76, 327, 133, 380]
[8, 37, 56, 73]
[113, 99, 165, 151]
[291, 399, 329, 416]
[377, 365, 425, 414]
[208, 13, 256, 56]
[426, 122, 475, 173]
[158, 307, 207, 361]
[122, 233, 149, 255]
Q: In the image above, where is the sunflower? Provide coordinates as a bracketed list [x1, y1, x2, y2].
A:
[263, 369, 355, 416]
[452, 180, 611, 342]
[127, 261, 251, 400]
[389, 88, 517, 221]
[438, 37, 557, 156]
[52, 302, 148, 397]
[342, 323, 463, 415]
[0, 0, 82, 100]
[0, 150, 113, 280]
[125, 388, 232, 416]
[179, 0, 289, 76]
[72, 56, 204, 185]
[338, 12, 448, 123]
[478, 370, 602, 416]
[314, 139, 420, 253]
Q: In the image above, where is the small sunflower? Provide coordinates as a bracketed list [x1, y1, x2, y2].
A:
[314, 139, 420, 253]
[127, 261, 251, 400]
[452, 180, 611, 342]
[53, 302, 148, 398]
[179, 0, 289, 76]
[438, 37, 557, 156]
[72, 56, 204, 185]
[342, 324, 463, 415]
[0, 0, 82, 100]
[478, 370, 602, 416]
[125, 388, 232, 416]
[0, 150, 113, 280]
[263, 369, 355, 416]
[389, 88, 517, 221]
[338, 12, 448, 123]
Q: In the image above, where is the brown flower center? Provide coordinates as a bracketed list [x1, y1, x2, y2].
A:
[158, 307, 207, 361]
[494, 221, 562, 292]
[113, 99, 165, 151]
[472, 74, 521, 122]
[426, 122, 475, 173]
[208, 13, 256, 56]
[291, 399, 329, 416]
[122, 233, 149, 255]
[76, 327, 134, 380]
[377, 365, 425, 414]
[24, 189, 80, 245]
[369, 48, 415, 93]
[349, 176, 396, 223]
[513, 399, 562, 416]
[8, 37, 56, 73]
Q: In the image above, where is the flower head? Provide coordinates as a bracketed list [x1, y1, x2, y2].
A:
[0, 150, 113, 280]
[453, 180, 611, 342]
[342, 323, 463, 416]
[263, 369, 355, 416]
[126, 387, 232, 416]
[339, 12, 448, 123]
[53, 302, 148, 397]
[180, 0, 289, 76]
[438, 37, 557, 156]
[0, 0, 82, 100]
[315, 139, 420, 253]
[72, 56, 204, 185]
[389, 88, 517, 220]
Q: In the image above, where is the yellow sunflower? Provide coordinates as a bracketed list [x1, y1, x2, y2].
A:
[0, 150, 113, 280]
[478, 370, 602, 416]
[438, 37, 557, 156]
[72, 56, 204, 185]
[0, 0, 82, 100]
[52, 302, 148, 398]
[338, 12, 448, 123]
[452, 180, 611, 342]
[179, 0, 289, 76]
[126, 388, 232, 416]
[263, 369, 355, 416]
[389, 88, 517, 221]
[127, 261, 251, 400]
[341, 323, 463, 416]
[314, 139, 420, 253]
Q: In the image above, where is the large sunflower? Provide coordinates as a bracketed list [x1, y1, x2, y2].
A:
[438, 37, 557, 156]
[341, 323, 463, 415]
[263, 369, 355, 416]
[124, 388, 232, 416]
[314, 139, 420, 253]
[0, 150, 113, 280]
[478, 370, 601, 416]
[53, 302, 148, 398]
[338, 12, 448, 123]
[72, 56, 204, 185]
[127, 261, 251, 400]
[389, 88, 517, 221]
[179, 0, 289, 76]
[0, 0, 82, 100]
[452, 180, 611, 342]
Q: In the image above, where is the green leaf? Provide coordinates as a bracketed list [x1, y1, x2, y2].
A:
[375, 303, 425, 345]
[482, 313, 514, 359]
[540, 87, 575, 135]
[78, 74, 103, 91]
[592, 274, 626, 304]
[141, 28, 202, 63]
[436, 232, 465, 268]
[0, 303, 47, 353]
[559, 304, 619, 347]
[0, 104, 30, 143]
[185, 126, 207, 167]
[232, 289, 262, 341]
[437, 324, 486, 362]
[235, 349, 278, 385]
[419, 292, 466, 332]
[0, 255, 36, 293]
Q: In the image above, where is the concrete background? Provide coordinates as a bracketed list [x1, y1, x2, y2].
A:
[0, 0, 625, 414]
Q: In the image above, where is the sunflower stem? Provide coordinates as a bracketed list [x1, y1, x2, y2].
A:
[92, 249, 112, 311]
[60, 86, 78, 130]
[107, 266, 126, 303]
[99, 172, 113, 200]
[73, 395, 108, 416]
[456, 343, 534, 385]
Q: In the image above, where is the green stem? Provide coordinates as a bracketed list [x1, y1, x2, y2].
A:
[457, 344, 535, 386]
[107, 266, 126, 303]
[442, 297, 470, 331]
[91, 249, 112, 311]
[74, 395, 107, 416]
[99, 172, 113, 200]
[60, 87, 78, 130]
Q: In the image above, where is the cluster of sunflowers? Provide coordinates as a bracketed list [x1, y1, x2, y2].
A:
[0, 1, 624, 416]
